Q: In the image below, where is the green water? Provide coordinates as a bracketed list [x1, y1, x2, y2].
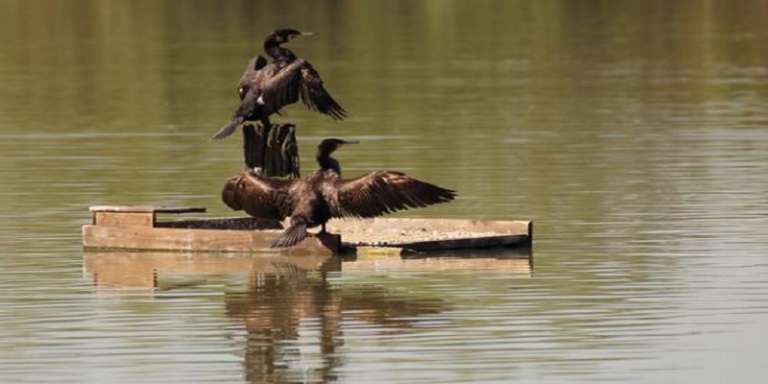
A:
[2, 1, 768, 383]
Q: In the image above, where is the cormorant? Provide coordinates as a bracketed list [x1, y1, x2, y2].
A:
[211, 28, 347, 140]
[222, 139, 456, 247]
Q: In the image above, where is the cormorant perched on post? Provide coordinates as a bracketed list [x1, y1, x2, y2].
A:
[211, 28, 347, 140]
[222, 139, 456, 247]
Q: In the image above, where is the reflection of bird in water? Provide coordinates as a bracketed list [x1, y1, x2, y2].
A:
[222, 139, 457, 247]
[225, 273, 445, 384]
[211, 28, 346, 140]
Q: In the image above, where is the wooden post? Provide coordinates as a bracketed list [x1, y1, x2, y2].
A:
[242, 123, 300, 178]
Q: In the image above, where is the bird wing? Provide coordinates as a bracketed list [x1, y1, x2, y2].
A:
[256, 59, 346, 119]
[298, 61, 347, 120]
[222, 172, 295, 220]
[329, 171, 456, 218]
[258, 59, 305, 112]
[237, 55, 268, 99]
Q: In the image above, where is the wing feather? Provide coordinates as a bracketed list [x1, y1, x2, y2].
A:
[299, 62, 347, 120]
[259, 60, 305, 112]
[330, 171, 455, 218]
[222, 172, 295, 220]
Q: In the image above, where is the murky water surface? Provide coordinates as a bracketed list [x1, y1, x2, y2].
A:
[2, 1, 768, 383]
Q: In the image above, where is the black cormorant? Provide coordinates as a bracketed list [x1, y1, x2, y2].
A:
[211, 28, 346, 140]
[222, 139, 456, 247]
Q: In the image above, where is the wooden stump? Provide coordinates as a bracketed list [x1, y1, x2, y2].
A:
[242, 123, 300, 178]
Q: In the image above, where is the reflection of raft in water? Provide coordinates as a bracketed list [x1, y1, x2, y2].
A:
[84, 249, 531, 289]
[82, 206, 532, 256]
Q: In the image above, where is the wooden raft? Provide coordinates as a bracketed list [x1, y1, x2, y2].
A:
[82, 206, 341, 255]
[82, 206, 532, 255]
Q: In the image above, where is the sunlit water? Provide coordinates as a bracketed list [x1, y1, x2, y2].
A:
[2, 1, 768, 383]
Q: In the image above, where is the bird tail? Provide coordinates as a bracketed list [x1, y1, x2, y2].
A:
[271, 220, 308, 248]
[211, 116, 244, 140]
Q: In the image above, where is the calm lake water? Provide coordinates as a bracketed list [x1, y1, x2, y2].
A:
[2, 1, 768, 383]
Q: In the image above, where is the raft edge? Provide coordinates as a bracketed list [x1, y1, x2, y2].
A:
[82, 224, 340, 256]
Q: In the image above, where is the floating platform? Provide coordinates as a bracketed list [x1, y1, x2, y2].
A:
[82, 206, 532, 255]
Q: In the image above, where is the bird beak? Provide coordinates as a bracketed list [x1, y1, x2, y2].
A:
[341, 140, 359, 145]
[300, 32, 316, 37]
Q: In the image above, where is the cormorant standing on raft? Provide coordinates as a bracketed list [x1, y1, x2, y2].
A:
[211, 28, 347, 140]
[222, 139, 456, 247]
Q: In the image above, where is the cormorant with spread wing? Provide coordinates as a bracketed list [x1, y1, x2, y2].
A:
[222, 139, 456, 247]
[211, 28, 346, 140]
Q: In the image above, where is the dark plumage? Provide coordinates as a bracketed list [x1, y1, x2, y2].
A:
[222, 139, 456, 248]
[212, 28, 347, 140]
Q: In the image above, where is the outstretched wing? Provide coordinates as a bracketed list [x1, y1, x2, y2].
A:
[299, 62, 347, 120]
[329, 171, 455, 218]
[222, 172, 295, 220]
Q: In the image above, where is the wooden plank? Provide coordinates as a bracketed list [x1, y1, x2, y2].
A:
[395, 234, 530, 253]
[342, 255, 531, 274]
[89, 205, 207, 214]
[156, 217, 282, 230]
[355, 246, 404, 256]
[328, 218, 531, 237]
[242, 123, 300, 178]
[93, 211, 154, 227]
[327, 218, 532, 251]
[82, 225, 340, 255]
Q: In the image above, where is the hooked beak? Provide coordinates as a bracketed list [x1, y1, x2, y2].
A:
[289, 32, 315, 41]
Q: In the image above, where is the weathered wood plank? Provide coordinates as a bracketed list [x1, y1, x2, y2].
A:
[242, 123, 300, 178]
[82, 225, 340, 255]
[90, 206, 207, 214]
[342, 255, 531, 274]
[327, 218, 532, 252]
[397, 234, 531, 253]
[94, 211, 154, 227]
[156, 217, 282, 230]
[328, 218, 530, 237]
[351, 235, 530, 254]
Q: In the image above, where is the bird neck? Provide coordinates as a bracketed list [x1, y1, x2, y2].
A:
[316, 151, 341, 175]
[264, 39, 296, 62]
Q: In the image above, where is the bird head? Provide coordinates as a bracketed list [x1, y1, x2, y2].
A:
[270, 28, 315, 44]
[318, 138, 359, 155]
